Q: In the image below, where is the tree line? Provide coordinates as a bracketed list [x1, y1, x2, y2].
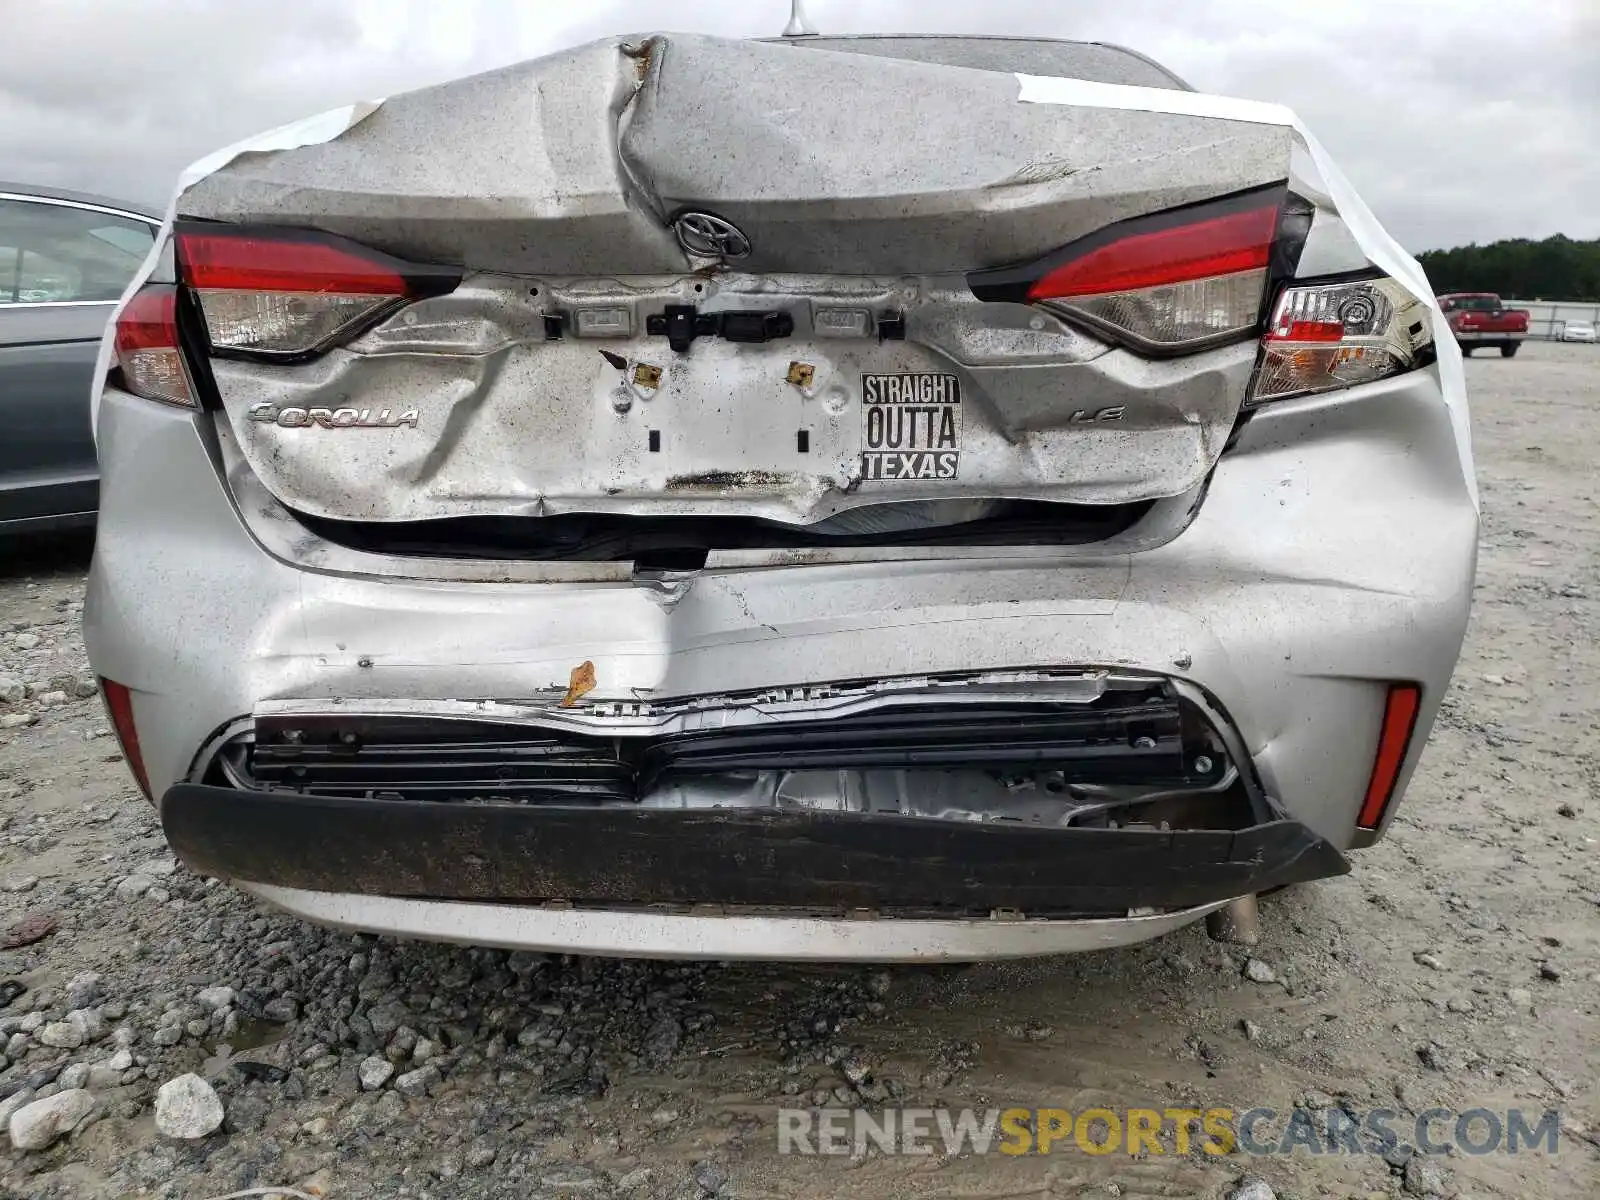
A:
[1417, 234, 1600, 301]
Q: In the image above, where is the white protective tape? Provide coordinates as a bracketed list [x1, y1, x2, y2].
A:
[1016, 72, 1475, 508]
[90, 101, 384, 439]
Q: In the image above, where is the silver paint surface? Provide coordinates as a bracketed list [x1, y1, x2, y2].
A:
[83, 33, 1476, 958]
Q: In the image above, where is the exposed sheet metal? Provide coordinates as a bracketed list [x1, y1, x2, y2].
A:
[251, 669, 1123, 736]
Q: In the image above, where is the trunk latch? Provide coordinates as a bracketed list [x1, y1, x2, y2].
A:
[646, 305, 794, 353]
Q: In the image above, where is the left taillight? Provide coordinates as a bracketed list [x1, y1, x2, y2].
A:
[968, 187, 1290, 354]
[113, 285, 196, 408]
[174, 223, 459, 361]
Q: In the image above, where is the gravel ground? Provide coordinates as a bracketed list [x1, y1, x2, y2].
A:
[0, 342, 1596, 1199]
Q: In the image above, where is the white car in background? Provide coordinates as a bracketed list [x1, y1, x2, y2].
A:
[1560, 320, 1596, 343]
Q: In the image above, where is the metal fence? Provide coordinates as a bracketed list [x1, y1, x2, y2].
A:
[1500, 300, 1600, 340]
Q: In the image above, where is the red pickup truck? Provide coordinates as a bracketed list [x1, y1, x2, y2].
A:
[1437, 293, 1529, 357]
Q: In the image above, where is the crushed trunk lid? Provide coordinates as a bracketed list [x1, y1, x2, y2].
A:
[177, 34, 1298, 528]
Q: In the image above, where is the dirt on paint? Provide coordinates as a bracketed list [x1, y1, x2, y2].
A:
[0, 343, 1594, 1198]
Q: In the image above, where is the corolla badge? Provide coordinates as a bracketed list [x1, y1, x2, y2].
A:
[672, 211, 751, 260]
[248, 404, 418, 429]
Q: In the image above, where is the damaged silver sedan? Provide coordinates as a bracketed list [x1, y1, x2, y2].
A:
[84, 32, 1477, 960]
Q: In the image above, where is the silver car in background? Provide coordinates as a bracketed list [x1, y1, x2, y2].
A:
[84, 34, 1477, 960]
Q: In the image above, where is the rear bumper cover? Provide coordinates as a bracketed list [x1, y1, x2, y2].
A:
[87, 367, 1477, 853]
[161, 783, 1347, 916]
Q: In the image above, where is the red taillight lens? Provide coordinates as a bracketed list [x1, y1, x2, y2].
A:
[1025, 205, 1278, 301]
[967, 188, 1287, 353]
[178, 231, 410, 295]
[1357, 683, 1421, 830]
[175, 224, 458, 360]
[113, 285, 195, 408]
[99, 677, 153, 802]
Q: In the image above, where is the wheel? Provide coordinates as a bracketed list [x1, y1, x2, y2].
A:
[1500, 343, 1519, 358]
[1460, 346, 1473, 357]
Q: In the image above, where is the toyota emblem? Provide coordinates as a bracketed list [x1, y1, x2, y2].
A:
[672, 211, 752, 260]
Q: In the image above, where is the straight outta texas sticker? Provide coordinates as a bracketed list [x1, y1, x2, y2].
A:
[860, 373, 961, 481]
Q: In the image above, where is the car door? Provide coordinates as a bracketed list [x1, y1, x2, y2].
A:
[0, 194, 157, 529]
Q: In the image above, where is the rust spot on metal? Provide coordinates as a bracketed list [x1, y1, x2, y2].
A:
[560, 661, 597, 708]
[621, 37, 656, 83]
[633, 362, 662, 390]
[786, 361, 815, 387]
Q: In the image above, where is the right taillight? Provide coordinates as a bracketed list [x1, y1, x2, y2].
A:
[1249, 276, 1432, 404]
[174, 224, 459, 360]
[968, 185, 1293, 355]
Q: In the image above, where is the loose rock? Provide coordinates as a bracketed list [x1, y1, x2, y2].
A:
[195, 985, 236, 1013]
[0, 1089, 36, 1134]
[356, 1056, 392, 1091]
[1403, 1155, 1448, 1197]
[153, 1073, 224, 1139]
[115, 875, 154, 900]
[65, 972, 102, 1010]
[38, 1021, 84, 1050]
[9, 1089, 95, 1151]
[393, 1064, 440, 1097]
[262, 996, 299, 1022]
[692, 1160, 729, 1196]
[1243, 959, 1277, 984]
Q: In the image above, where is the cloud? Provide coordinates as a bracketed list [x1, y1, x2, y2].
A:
[3, 0, 1594, 250]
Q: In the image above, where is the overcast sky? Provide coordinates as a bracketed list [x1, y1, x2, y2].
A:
[3, 0, 1592, 252]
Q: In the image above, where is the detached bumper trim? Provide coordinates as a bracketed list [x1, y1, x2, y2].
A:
[240, 883, 1230, 962]
[162, 784, 1349, 915]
